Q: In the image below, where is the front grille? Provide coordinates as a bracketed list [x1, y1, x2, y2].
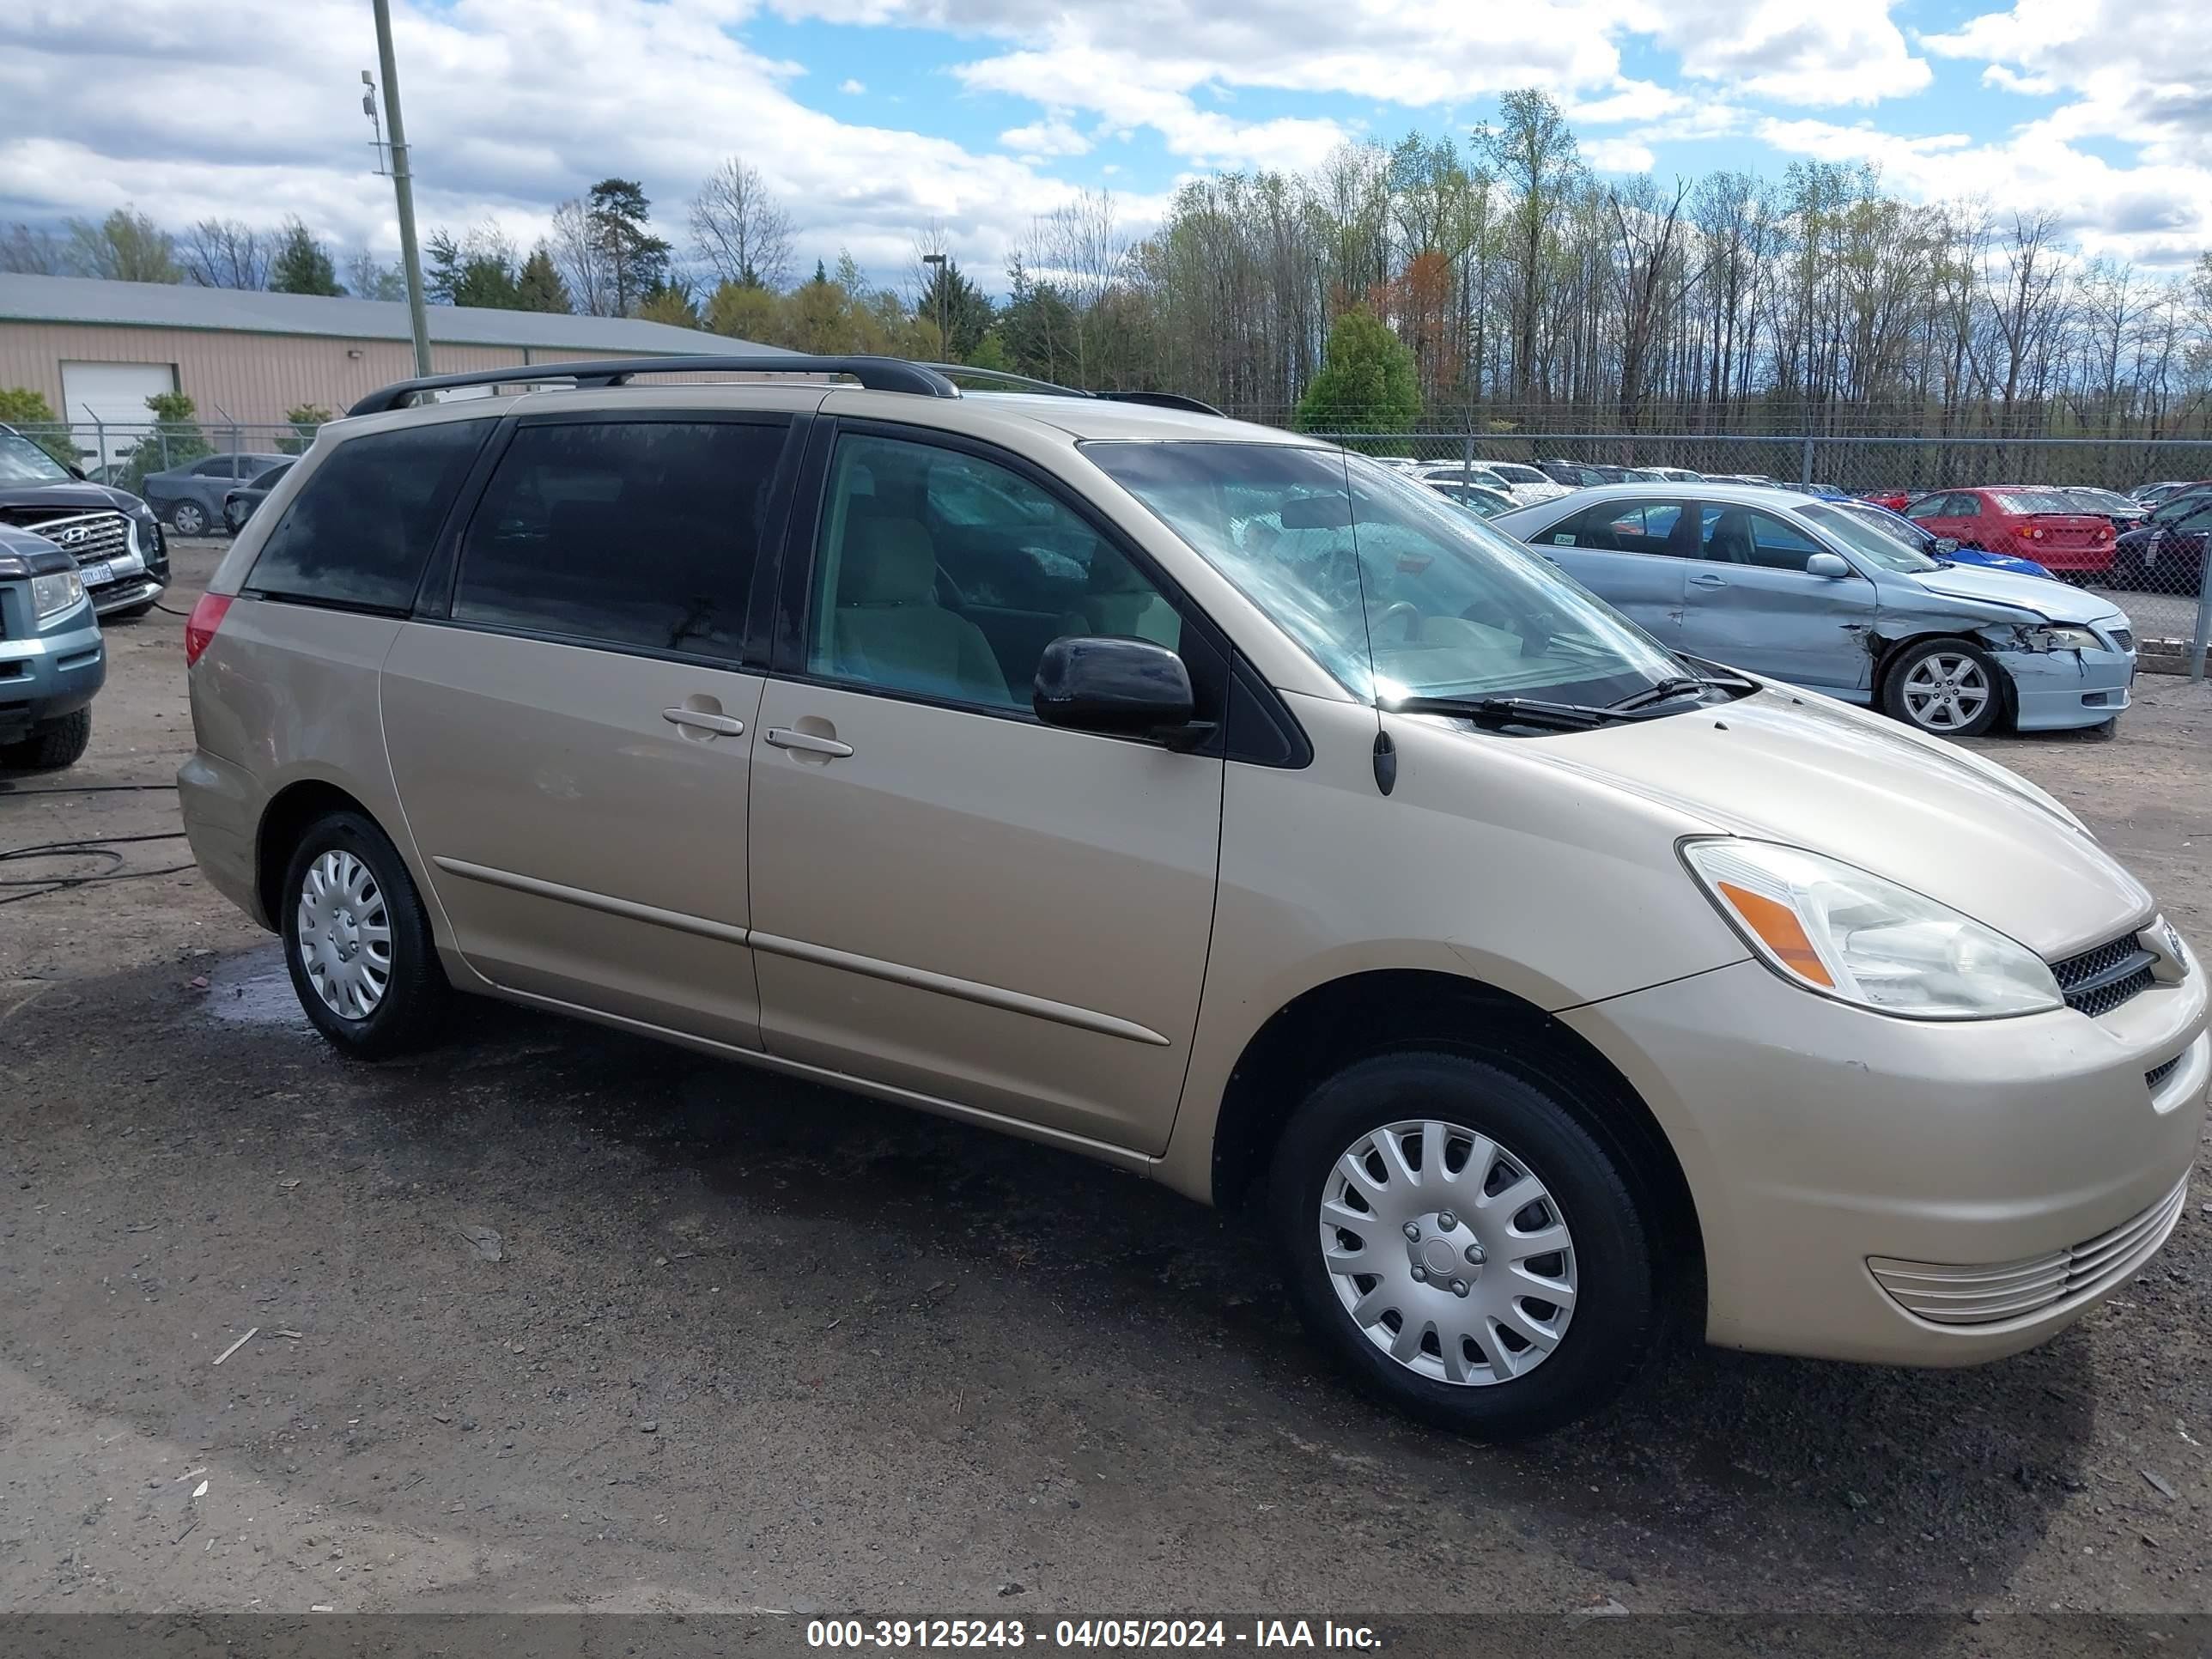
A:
[1869, 1176, 2189, 1327]
[2106, 627, 2134, 653]
[29, 510, 132, 573]
[2050, 932, 2157, 1018]
[2145, 1055, 2181, 1092]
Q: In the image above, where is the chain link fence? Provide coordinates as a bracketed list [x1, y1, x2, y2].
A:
[8, 411, 2207, 674]
[1320, 431, 2212, 674]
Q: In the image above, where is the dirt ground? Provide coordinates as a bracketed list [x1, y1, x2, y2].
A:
[3, 539, 2209, 1628]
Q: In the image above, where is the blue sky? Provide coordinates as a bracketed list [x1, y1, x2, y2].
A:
[3, 0, 2208, 290]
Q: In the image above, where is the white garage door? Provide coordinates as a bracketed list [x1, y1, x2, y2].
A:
[60, 361, 178, 469]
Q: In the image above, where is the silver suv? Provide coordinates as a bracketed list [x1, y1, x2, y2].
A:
[179, 357, 2207, 1437]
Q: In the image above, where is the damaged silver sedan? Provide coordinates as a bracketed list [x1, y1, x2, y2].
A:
[1491, 483, 2136, 737]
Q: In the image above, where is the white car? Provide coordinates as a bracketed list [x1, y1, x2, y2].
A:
[1477, 460, 1572, 507]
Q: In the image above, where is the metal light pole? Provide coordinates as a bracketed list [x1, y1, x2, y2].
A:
[370, 0, 433, 376]
[921, 251, 948, 359]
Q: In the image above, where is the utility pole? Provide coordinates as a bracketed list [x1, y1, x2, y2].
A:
[922, 251, 948, 360]
[371, 0, 433, 377]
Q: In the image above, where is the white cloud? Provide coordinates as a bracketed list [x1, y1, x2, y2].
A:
[1583, 137, 1657, 172]
[1000, 118, 1092, 158]
[0, 0, 1128, 285]
[839, 76, 866, 94]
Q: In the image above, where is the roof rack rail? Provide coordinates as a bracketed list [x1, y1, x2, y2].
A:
[346, 355, 959, 417]
[913, 363, 1087, 398]
[914, 363, 1227, 418]
[1092, 390, 1226, 417]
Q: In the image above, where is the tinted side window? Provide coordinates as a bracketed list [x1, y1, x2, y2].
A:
[453, 420, 787, 660]
[1952, 494, 1983, 518]
[248, 420, 489, 611]
[1697, 506, 1826, 570]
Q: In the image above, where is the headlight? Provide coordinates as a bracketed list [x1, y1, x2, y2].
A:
[1682, 839, 2063, 1019]
[31, 568, 85, 621]
[2017, 624, 2102, 653]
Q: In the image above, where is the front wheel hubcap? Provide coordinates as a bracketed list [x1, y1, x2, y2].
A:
[1901, 653, 1991, 730]
[296, 848, 392, 1019]
[1319, 1119, 1577, 1387]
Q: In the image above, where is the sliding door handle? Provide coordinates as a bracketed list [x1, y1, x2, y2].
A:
[766, 726, 854, 758]
[663, 708, 746, 737]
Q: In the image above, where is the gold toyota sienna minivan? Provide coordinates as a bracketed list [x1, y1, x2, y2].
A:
[179, 357, 2207, 1437]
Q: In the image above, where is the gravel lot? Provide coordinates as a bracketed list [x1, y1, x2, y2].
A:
[3, 540, 2209, 1632]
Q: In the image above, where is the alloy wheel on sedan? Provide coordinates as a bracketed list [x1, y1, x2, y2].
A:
[1319, 1117, 1577, 1387]
[1898, 651, 1992, 732]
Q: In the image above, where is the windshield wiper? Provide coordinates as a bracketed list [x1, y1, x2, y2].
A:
[1390, 695, 1623, 732]
[1607, 676, 1714, 712]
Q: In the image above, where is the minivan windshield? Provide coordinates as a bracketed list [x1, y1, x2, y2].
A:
[0, 430, 73, 486]
[1085, 441, 1692, 708]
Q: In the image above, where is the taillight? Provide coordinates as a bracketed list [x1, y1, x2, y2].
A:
[184, 592, 232, 667]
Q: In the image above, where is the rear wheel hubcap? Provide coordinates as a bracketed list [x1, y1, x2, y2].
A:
[1318, 1119, 1577, 1387]
[297, 849, 392, 1019]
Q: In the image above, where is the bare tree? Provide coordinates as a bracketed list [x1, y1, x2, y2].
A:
[550, 197, 613, 317]
[689, 157, 794, 291]
[0, 222, 70, 275]
[181, 219, 271, 289]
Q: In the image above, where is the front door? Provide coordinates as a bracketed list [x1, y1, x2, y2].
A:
[1676, 502, 1874, 694]
[746, 426, 1225, 1152]
[381, 413, 796, 1049]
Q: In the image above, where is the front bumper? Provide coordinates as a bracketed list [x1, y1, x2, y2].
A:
[0, 612, 105, 742]
[2000, 646, 2135, 731]
[1562, 951, 2208, 1367]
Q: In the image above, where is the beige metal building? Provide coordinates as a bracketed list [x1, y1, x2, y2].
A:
[0, 273, 769, 463]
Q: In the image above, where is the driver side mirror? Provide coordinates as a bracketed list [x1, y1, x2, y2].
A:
[1033, 635, 1207, 748]
[66, 464, 88, 481]
[1805, 552, 1851, 579]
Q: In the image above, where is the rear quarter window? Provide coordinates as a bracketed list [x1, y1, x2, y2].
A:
[246, 420, 491, 611]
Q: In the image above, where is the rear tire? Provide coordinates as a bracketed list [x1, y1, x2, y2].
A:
[167, 500, 207, 538]
[279, 809, 449, 1058]
[0, 707, 92, 772]
[1268, 1050, 1658, 1439]
[1881, 637, 2003, 738]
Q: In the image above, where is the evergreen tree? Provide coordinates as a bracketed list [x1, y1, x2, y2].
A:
[586, 178, 672, 315]
[514, 245, 572, 313]
[269, 217, 343, 295]
[1293, 307, 1420, 434]
[914, 258, 994, 360]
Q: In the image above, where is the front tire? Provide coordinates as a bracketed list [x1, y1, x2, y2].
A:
[1269, 1051, 1657, 1439]
[0, 707, 92, 772]
[168, 500, 208, 538]
[279, 809, 449, 1058]
[1881, 637, 2002, 738]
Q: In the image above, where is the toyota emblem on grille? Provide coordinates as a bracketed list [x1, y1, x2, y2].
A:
[57, 525, 91, 545]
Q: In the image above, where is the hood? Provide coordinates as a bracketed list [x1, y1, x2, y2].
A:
[1902, 562, 2121, 625]
[1523, 690, 2151, 957]
[0, 479, 152, 518]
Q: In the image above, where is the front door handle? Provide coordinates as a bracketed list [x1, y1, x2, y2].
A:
[663, 707, 745, 737]
[766, 726, 854, 758]
[1689, 573, 1729, 587]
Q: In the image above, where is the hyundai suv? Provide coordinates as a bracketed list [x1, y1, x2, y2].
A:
[176, 357, 2207, 1437]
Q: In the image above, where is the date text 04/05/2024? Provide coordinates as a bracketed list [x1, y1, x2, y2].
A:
[805, 1619, 1383, 1649]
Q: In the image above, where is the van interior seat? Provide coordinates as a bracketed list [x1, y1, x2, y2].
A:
[830, 515, 1010, 706]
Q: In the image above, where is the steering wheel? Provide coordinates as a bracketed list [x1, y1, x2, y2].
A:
[1376, 601, 1422, 643]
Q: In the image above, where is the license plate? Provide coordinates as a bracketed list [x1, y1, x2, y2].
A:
[80, 560, 112, 587]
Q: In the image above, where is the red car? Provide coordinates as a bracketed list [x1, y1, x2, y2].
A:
[1901, 486, 2115, 576]
[1859, 490, 1912, 513]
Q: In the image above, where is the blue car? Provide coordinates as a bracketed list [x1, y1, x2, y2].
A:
[0, 521, 104, 770]
[1491, 484, 2134, 737]
[1838, 499, 2058, 580]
